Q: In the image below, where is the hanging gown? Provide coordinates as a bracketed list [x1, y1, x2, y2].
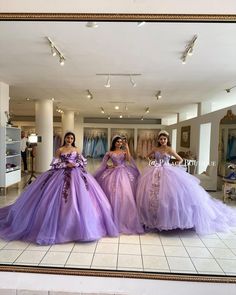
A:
[94, 152, 144, 234]
[136, 151, 236, 235]
[0, 152, 118, 245]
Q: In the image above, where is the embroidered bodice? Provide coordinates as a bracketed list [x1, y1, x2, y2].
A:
[154, 151, 171, 164]
[109, 152, 126, 166]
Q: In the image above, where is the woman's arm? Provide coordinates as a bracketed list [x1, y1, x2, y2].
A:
[124, 142, 131, 162]
[145, 149, 156, 160]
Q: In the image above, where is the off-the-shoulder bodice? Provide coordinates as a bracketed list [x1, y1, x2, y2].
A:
[51, 151, 87, 169]
[109, 152, 126, 165]
[60, 151, 79, 161]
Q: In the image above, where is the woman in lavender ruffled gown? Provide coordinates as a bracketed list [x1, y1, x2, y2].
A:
[94, 135, 143, 234]
[0, 132, 118, 245]
[136, 130, 236, 235]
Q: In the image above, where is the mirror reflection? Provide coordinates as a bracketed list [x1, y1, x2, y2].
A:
[0, 20, 236, 277]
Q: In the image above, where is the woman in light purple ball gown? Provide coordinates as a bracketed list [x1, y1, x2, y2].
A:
[136, 130, 236, 235]
[94, 135, 144, 234]
[0, 132, 118, 245]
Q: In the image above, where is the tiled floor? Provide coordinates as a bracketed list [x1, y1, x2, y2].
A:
[0, 160, 236, 276]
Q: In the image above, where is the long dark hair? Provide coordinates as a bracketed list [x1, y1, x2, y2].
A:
[62, 132, 76, 147]
[157, 132, 171, 147]
[110, 136, 122, 151]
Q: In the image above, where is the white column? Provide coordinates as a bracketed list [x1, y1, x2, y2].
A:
[62, 110, 74, 137]
[107, 127, 111, 150]
[74, 115, 84, 151]
[134, 128, 138, 152]
[35, 99, 53, 172]
[0, 82, 10, 126]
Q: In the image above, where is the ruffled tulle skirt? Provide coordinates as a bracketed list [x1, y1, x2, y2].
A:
[0, 168, 118, 245]
[95, 165, 144, 234]
[136, 164, 236, 234]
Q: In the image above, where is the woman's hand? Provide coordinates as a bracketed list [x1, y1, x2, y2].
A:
[67, 162, 75, 168]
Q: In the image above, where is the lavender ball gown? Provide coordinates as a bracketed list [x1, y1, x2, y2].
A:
[94, 152, 144, 234]
[0, 152, 118, 245]
[136, 151, 236, 235]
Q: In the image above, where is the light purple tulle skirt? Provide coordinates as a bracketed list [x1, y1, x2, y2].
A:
[0, 168, 118, 245]
[136, 164, 236, 235]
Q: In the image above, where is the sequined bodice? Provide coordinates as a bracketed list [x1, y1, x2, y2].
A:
[154, 151, 171, 163]
[110, 152, 126, 165]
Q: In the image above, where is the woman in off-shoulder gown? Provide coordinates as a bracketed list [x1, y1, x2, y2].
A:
[136, 130, 236, 235]
[0, 132, 118, 245]
[94, 135, 143, 234]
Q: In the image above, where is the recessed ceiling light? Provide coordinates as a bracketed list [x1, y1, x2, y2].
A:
[115, 106, 119, 110]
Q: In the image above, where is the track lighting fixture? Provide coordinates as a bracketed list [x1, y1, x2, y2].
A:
[141, 116, 144, 120]
[105, 75, 111, 88]
[156, 90, 162, 100]
[97, 73, 141, 87]
[59, 55, 65, 66]
[145, 107, 150, 113]
[225, 85, 236, 93]
[129, 75, 137, 87]
[100, 107, 105, 114]
[46, 37, 66, 66]
[181, 35, 198, 64]
[86, 90, 93, 100]
[51, 45, 57, 57]
[56, 107, 64, 114]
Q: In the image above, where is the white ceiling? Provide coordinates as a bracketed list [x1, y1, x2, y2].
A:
[0, 21, 236, 120]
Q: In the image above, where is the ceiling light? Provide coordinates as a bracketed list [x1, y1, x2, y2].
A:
[105, 75, 111, 88]
[86, 90, 93, 100]
[156, 90, 162, 100]
[59, 55, 65, 66]
[97, 73, 141, 87]
[141, 116, 144, 120]
[115, 106, 119, 110]
[26, 98, 30, 101]
[51, 98, 55, 101]
[225, 85, 236, 93]
[46, 37, 66, 66]
[145, 107, 150, 113]
[181, 34, 197, 64]
[119, 115, 123, 118]
[125, 105, 128, 111]
[108, 116, 111, 120]
[129, 75, 137, 87]
[86, 22, 98, 28]
[100, 107, 105, 114]
[137, 21, 146, 27]
[51, 45, 57, 57]
[56, 107, 64, 114]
